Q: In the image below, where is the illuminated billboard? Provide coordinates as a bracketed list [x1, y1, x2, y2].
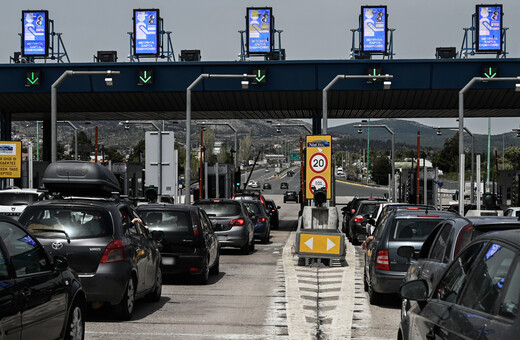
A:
[361, 6, 387, 54]
[22, 10, 49, 57]
[246, 7, 273, 54]
[476, 4, 503, 53]
[133, 9, 160, 56]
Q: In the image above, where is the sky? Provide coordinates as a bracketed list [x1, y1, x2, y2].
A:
[5, 0, 520, 135]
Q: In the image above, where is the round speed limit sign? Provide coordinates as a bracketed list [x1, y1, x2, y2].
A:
[309, 176, 328, 194]
[309, 153, 328, 174]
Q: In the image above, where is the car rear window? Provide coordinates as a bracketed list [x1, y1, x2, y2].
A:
[243, 202, 261, 214]
[0, 193, 39, 205]
[195, 202, 241, 217]
[138, 210, 190, 233]
[19, 206, 113, 239]
[234, 195, 259, 201]
[359, 203, 380, 215]
[391, 218, 441, 241]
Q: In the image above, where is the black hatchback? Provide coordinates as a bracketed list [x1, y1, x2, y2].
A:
[18, 161, 163, 320]
[0, 216, 86, 339]
[137, 204, 220, 284]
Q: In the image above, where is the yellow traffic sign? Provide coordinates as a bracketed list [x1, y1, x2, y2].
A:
[299, 233, 341, 255]
[305, 135, 332, 199]
[0, 141, 21, 178]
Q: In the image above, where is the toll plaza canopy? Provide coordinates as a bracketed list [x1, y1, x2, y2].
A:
[3, 58, 520, 122]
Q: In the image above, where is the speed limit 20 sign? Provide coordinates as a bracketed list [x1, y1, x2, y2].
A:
[305, 135, 332, 199]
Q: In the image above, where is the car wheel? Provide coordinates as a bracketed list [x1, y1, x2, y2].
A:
[368, 279, 382, 305]
[194, 258, 210, 285]
[249, 238, 255, 252]
[363, 269, 369, 292]
[115, 278, 135, 320]
[401, 298, 410, 320]
[209, 254, 220, 275]
[146, 267, 162, 302]
[283, 198, 286, 203]
[240, 239, 250, 255]
[64, 299, 85, 340]
[262, 229, 270, 244]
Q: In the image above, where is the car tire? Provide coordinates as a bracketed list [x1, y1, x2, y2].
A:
[240, 239, 250, 255]
[115, 278, 136, 320]
[368, 280, 382, 305]
[146, 267, 162, 302]
[64, 299, 85, 340]
[363, 269, 369, 292]
[283, 198, 286, 203]
[209, 254, 220, 275]
[249, 238, 255, 252]
[262, 229, 270, 244]
[194, 258, 210, 285]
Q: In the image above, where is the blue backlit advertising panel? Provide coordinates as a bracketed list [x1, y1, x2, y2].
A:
[133, 9, 160, 56]
[247, 7, 273, 54]
[361, 6, 387, 54]
[476, 5, 503, 53]
[22, 10, 49, 57]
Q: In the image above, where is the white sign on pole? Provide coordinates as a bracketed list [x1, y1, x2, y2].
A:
[145, 131, 177, 197]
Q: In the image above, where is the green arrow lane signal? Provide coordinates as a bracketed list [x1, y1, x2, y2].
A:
[137, 69, 153, 85]
[482, 65, 498, 79]
[25, 70, 41, 87]
[256, 70, 266, 82]
[366, 67, 382, 83]
[252, 69, 267, 84]
[484, 67, 497, 78]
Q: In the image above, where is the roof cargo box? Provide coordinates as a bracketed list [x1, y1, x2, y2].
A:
[43, 161, 120, 197]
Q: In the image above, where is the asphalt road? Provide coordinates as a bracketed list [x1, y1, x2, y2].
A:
[84, 194, 401, 339]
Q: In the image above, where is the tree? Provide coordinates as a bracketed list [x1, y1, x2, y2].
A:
[371, 154, 391, 185]
[104, 147, 124, 163]
[504, 146, 520, 170]
[432, 133, 459, 173]
[128, 139, 145, 163]
[217, 144, 233, 164]
[76, 131, 93, 161]
[239, 135, 252, 165]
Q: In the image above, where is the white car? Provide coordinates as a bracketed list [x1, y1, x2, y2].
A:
[0, 188, 42, 219]
[248, 181, 259, 188]
[504, 207, 520, 217]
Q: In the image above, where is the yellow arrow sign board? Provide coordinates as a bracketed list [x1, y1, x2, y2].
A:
[299, 233, 341, 255]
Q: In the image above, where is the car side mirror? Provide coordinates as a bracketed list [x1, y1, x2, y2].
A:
[399, 279, 428, 302]
[151, 230, 164, 242]
[368, 218, 375, 225]
[54, 255, 69, 272]
[277, 206, 281, 210]
[397, 246, 417, 260]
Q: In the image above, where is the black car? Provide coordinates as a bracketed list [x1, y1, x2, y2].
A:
[265, 199, 280, 229]
[341, 197, 387, 235]
[400, 216, 520, 318]
[263, 183, 271, 190]
[137, 204, 220, 284]
[364, 209, 457, 304]
[0, 216, 86, 339]
[346, 200, 383, 244]
[18, 161, 163, 320]
[283, 190, 298, 203]
[399, 229, 520, 340]
[194, 199, 255, 254]
[280, 182, 289, 190]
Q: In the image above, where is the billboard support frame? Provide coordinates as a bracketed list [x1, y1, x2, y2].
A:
[18, 12, 70, 64]
[350, 7, 394, 60]
[129, 11, 176, 62]
[239, 7, 284, 61]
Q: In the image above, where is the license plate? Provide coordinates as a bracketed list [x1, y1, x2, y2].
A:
[162, 257, 175, 265]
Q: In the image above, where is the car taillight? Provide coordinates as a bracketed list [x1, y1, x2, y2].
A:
[100, 239, 126, 263]
[354, 215, 364, 223]
[260, 196, 266, 205]
[351, 208, 356, 213]
[259, 217, 266, 222]
[407, 207, 420, 210]
[271, 209, 275, 213]
[376, 250, 390, 271]
[454, 224, 474, 256]
[229, 218, 245, 226]
[193, 224, 200, 236]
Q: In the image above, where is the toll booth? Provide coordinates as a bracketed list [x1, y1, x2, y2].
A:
[498, 170, 520, 208]
[206, 163, 234, 199]
[399, 167, 435, 205]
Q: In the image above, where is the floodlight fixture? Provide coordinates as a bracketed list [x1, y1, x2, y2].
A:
[124, 125, 130, 130]
[516, 83, 520, 92]
[241, 80, 249, 90]
[384, 79, 391, 90]
[276, 128, 281, 133]
[358, 128, 363, 134]
[436, 129, 442, 136]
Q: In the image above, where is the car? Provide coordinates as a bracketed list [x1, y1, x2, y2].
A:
[283, 190, 298, 203]
[136, 204, 220, 284]
[265, 168, 269, 173]
[286, 170, 294, 177]
[345, 200, 383, 244]
[0, 188, 42, 219]
[280, 182, 289, 189]
[400, 215, 520, 318]
[365, 203, 437, 236]
[504, 206, 520, 217]
[263, 182, 272, 190]
[248, 181, 259, 188]
[193, 199, 255, 254]
[363, 208, 457, 304]
[18, 161, 163, 320]
[241, 200, 271, 244]
[341, 197, 387, 235]
[232, 191, 267, 208]
[0, 216, 86, 339]
[265, 199, 280, 229]
[399, 229, 520, 340]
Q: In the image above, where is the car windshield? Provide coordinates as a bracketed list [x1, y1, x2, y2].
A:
[391, 218, 440, 241]
[0, 192, 39, 206]
[19, 206, 113, 239]
[139, 210, 190, 233]
[195, 202, 241, 217]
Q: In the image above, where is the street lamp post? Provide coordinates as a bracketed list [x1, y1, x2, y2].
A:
[322, 74, 392, 134]
[58, 121, 78, 160]
[355, 124, 396, 202]
[458, 76, 520, 215]
[51, 70, 119, 162]
[435, 126, 474, 203]
[185, 73, 256, 205]
[119, 120, 162, 195]
[198, 121, 238, 169]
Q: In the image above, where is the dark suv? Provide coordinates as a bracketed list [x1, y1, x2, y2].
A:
[364, 208, 457, 304]
[346, 200, 383, 244]
[137, 204, 220, 284]
[18, 161, 163, 320]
